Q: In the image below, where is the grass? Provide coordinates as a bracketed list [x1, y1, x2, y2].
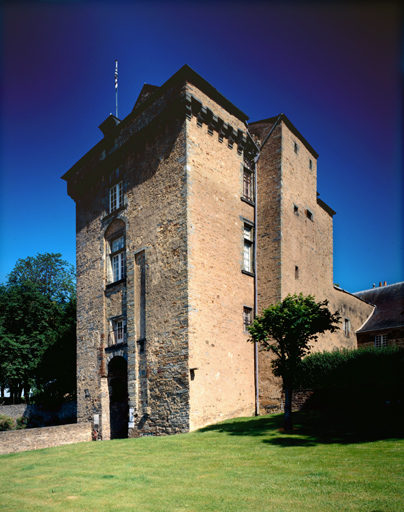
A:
[0, 410, 403, 512]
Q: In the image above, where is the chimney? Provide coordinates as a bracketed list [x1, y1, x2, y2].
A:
[384, 281, 387, 286]
[379, 282, 382, 287]
[372, 284, 375, 288]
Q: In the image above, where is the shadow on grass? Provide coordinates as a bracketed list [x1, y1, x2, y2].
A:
[198, 407, 404, 447]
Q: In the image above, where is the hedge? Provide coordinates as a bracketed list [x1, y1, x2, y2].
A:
[296, 346, 404, 410]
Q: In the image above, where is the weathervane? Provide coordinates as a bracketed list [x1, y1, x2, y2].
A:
[115, 60, 118, 118]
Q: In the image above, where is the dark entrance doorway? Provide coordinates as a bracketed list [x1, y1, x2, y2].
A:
[108, 356, 128, 439]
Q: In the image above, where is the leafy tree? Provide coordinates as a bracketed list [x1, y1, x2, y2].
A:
[248, 294, 340, 430]
[7, 253, 75, 303]
[0, 254, 76, 402]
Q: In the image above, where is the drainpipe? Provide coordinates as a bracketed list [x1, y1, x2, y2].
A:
[248, 113, 283, 417]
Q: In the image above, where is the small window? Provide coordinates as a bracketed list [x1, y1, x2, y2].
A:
[306, 208, 313, 221]
[110, 235, 126, 282]
[309, 159, 313, 170]
[109, 181, 123, 213]
[343, 318, 350, 338]
[243, 223, 254, 273]
[243, 168, 254, 202]
[109, 167, 121, 183]
[295, 266, 299, 279]
[294, 204, 299, 215]
[294, 142, 299, 154]
[375, 334, 388, 348]
[243, 307, 253, 332]
[109, 318, 126, 346]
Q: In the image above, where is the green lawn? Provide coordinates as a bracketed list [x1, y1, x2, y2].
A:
[0, 411, 403, 512]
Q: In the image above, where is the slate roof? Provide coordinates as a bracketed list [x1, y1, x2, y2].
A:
[353, 282, 404, 333]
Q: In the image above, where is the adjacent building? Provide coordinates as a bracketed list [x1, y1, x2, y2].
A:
[62, 65, 374, 439]
[354, 282, 404, 348]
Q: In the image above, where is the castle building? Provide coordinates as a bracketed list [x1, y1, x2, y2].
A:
[62, 65, 373, 439]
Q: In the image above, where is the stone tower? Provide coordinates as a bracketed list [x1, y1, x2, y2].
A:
[62, 65, 373, 438]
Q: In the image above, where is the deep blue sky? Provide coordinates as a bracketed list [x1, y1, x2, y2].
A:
[0, 1, 402, 293]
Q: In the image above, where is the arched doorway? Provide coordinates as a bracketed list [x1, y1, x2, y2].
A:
[108, 356, 128, 439]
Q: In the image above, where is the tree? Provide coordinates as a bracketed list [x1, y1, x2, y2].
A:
[7, 253, 75, 303]
[248, 294, 340, 430]
[0, 254, 76, 402]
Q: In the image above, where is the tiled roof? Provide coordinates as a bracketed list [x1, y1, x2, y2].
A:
[354, 282, 404, 333]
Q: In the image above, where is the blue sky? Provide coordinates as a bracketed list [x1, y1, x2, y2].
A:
[0, 0, 402, 293]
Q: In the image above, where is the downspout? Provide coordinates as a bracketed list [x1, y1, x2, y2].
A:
[248, 113, 283, 417]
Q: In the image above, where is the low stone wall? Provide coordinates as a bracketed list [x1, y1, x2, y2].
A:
[0, 422, 92, 455]
[0, 401, 76, 424]
[261, 389, 314, 415]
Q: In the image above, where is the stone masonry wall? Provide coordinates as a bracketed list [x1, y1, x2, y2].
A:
[73, 92, 190, 438]
[357, 327, 404, 348]
[0, 422, 91, 455]
[0, 402, 76, 423]
[124, 115, 190, 436]
[250, 118, 374, 411]
[185, 85, 255, 430]
[249, 120, 283, 411]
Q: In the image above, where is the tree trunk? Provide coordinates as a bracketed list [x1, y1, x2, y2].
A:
[284, 383, 293, 431]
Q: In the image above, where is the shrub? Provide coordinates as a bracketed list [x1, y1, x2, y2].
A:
[296, 346, 404, 411]
[0, 414, 15, 431]
[15, 416, 28, 429]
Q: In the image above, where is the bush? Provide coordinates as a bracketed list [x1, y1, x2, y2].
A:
[15, 416, 28, 429]
[296, 346, 404, 411]
[0, 414, 15, 431]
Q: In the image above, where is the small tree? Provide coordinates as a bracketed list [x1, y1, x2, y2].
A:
[248, 294, 340, 430]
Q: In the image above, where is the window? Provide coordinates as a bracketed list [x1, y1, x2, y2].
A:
[243, 168, 254, 202]
[343, 318, 350, 337]
[306, 208, 313, 221]
[110, 235, 126, 282]
[309, 159, 313, 170]
[105, 219, 126, 285]
[294, 142, 299, 154]
[294, 204, 299, 215]
[375, 334, 388, 348]
[109, 181, 123, 213]
[109, 318, 126, 346]
[295, 266, 299, 279]
[243, 223, 254, 273]
[243, 307, 253, 332]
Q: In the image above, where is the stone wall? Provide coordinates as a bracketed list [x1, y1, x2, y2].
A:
[185, 85, 255, 430]
[357, 327, 404, 348]
[0, 422, 91, 455]
[250, 117, 374, 412]
[0, 401, 76, 424]
[69, 85, 191, 439]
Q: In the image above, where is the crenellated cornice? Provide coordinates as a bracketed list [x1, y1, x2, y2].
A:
[181, 92, 258, 161]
